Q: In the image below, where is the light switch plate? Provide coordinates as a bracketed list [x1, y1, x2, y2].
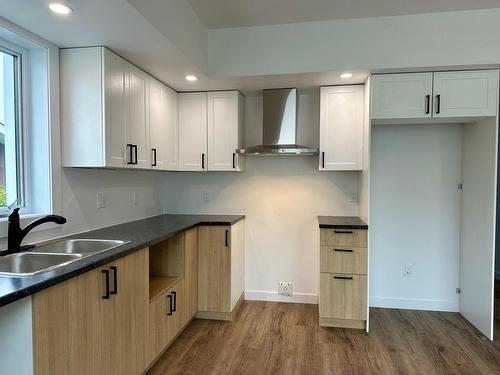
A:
[97, 192, 106, 209]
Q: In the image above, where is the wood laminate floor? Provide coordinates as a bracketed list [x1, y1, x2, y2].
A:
[148, 288, 500, 375]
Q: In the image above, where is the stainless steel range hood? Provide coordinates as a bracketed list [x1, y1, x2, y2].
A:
[236, 88, 319, 155]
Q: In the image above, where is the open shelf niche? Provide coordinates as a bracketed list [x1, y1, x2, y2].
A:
[149, 233, 184, 302]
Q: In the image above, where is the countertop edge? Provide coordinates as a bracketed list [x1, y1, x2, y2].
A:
[0, 214, 245, 308]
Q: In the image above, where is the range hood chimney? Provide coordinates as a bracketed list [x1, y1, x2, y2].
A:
[236, 88, 319, 155]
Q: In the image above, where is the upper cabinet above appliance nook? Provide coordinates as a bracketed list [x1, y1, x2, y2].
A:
[371, 70, 499, 121]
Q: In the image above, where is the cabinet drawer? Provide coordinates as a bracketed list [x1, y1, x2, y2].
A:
[320, 246, 367, 274]
[319, 273, 367, 320]
[320, 228, 367, 247]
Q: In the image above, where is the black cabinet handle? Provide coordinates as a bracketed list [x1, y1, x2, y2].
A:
[167, 294, 173, 315]
[151, 148, 157, 167]
[126, 144, 134, 165]
[321, 152, 325, 168]
[110, 266, 118, 295]
[133, 145, 138, 164]
[171, 291, 177, 312]
[225, 229, 229, 247]
[334, 248, 353, 253]
[436, 94, 441, 114]
[232, 153, 236, 169]
[334, 276, 353, 280]
[425, 95, 430, 114]
[202, 153, 205, 169]
[102, 269, 110, 299]
[334, 230, 353, 234]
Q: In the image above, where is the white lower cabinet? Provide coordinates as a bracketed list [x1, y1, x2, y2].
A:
[320, 85, 364, 171]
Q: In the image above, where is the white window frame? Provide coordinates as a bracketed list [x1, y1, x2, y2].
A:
[0, 17, 62, 237]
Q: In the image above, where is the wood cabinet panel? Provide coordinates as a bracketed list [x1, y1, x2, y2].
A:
[320, 246, 367, 274]
[32, 249, 148, 375]
[319, 273, 367, 320]
[198, 226, 231, 313]
[320, 228, 367, 247]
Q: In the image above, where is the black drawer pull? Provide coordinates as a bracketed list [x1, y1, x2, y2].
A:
[102, 269, 110, 299]
[436, 94, 441, 114]
[334, 248, 353, 253]
[425, 94, 430, 114]
[225, 229, 229, 247]
[171, 291, 177, 312]
[334, 230, 353, 234]
[334, 276, 353, 280]
[110, 266, 118, 295]
[202, 153, 205, 169]
[126, 144, 134, 165]
[232, 153, 236, 169]
[151, 148, 157, 167]
[167, 294, 173, 315]
[321, 152, 325, 168]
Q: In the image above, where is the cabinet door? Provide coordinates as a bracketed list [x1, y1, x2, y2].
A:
[104, 48, 129, 168]
[128, 65, 150, 168]
[371, 73, 433, 119]
[319, 273, 367, 320]
[149, 79, 178, 170]
[320, 85, 364, 171]
[33, 265, 113, 375]
[433, 70, 499, 118]
[148, 282, 184, 362]
[108, 249, 149, 375]
[198, 226, 231, 312]
[207, 91, 240, 171]
[178, 92, 207, 171]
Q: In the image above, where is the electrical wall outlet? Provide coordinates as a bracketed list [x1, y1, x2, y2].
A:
[97, 192, 106, 209]
[279, 281, 293, 297]
[133, 192, 139, 205]
[203, 191, 211, 202]
[404, 264, 414, 277]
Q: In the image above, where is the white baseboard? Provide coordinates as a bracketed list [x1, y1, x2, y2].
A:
[244, 290, 318, 304]
[370, 296, 459, 312]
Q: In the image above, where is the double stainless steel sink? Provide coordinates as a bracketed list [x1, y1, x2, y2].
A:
[0, 239, 128, 276]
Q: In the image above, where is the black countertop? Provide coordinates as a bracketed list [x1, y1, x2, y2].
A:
[318, 216, 368, 230]
[0, 214, 244, 308]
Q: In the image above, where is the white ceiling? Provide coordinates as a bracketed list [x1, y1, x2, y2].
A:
[188, 0, 500, 28]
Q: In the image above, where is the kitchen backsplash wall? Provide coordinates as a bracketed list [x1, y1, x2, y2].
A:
[161, 93, 360, 302]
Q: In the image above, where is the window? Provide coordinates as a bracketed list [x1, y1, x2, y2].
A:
[0, 48, 22, 209]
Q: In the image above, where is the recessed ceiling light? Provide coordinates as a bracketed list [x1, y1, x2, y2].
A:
[49, 3, 72, 15]
[185, 75, 198, 82]
[340, 72, 353, 79]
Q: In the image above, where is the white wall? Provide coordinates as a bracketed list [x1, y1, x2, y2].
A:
[208, 8, 500, 76]
[370, 123, 463, 311]
[162, 94, 359, 302]
[0, 168, 163, 247]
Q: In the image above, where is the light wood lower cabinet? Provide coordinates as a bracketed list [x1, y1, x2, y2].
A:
[197, 220, 244, 321]
[319, 227, 368, 330]
[32, 248, 149, 375]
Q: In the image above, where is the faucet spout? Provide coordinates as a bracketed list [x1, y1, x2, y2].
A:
[3, 208, 67, 256]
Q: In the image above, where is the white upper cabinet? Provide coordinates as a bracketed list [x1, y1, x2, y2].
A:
[178, 92, 208, 171]
[207, 91, 245, 171]
[62, 47, 129, 168]
[128, 65, 150, 168]
[320, 85, 364, 171]
[371, 73, 433, 119]
[149, 80, 178, 170]
[433, 70, 499, 118]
